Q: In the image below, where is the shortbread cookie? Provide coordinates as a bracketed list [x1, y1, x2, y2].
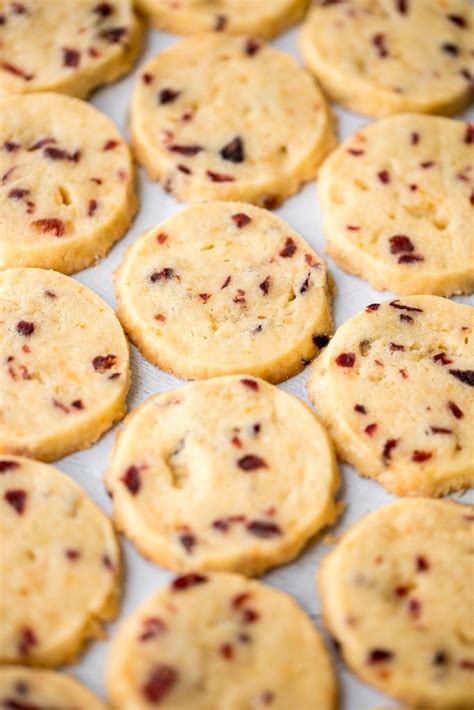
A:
[0, 0, 142, 98]
[0, 268, 130, 462]
[0, 93, 137, 273]
[0, 666, 107, 709]
[130, 35, 335, 206]
[318, 115, 474, 296]
[308, 296, 474, 497]
[300, 0, 474, 117]
[319, 499, 474, 709]
[115, 202, 333, 382]
[105, 376, 339, 575]
[0, 456, 121, 667]
[107, 572, 336, 709]
[136, 0, 309, 38]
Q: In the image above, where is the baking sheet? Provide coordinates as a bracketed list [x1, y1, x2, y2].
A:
[57, 21, 474, 708]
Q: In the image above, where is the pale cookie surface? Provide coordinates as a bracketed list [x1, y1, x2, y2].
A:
[0, 268, 130, 462]
[107, 572, 336, 709]
[105, 376, 339, 575]
[300, 0, 474, 117]
[308, 296, 474, 497]
[0, 456, 121, 667]
[0, 666, 108, 709]
[318, 115, 474, 296]
[115, 202, 333, 382]
[0, 0, 142, 98]
[319, 499, 474, 709]
[136, 0, 309, 38]
[0, 93, 137, 273]
[130, 34, 335, 206]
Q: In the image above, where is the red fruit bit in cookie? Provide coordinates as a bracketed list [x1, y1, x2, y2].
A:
[354, 404, 367, 414]
[382, 438, 399, 463]
[459, 659, 474, 670]
[92, 354, 117, 372]
[242, 608, 260, 624]
[367, 649, 393, 664]
[240, 378, 259, 391]
[171, 573, 208, 591]
[407, 597, 421, 618]
[142, 665, 178, 703]
[432, 649, 447, 665]
[199, 293, 211, 303]
[429, 426, 452, 435]
[416, 555, 429, 572]
[155, 313, 166, 322]
[347, 148, 364, 156]
[313, 334, 330, 348]
[232, 213, 251, 228]
[395, 585, 409, 597]
[259, 276, 271, 294]
[177, 164, 191, 174]
[395, 0, 409, 14]
[377, 170, 390, 184]
[232, 592, 251, 609]
[398, 253, 424, 264]
[206, 170, 235, 182]
[245, 38, 262, 56]
[121, 466, 141, 495]
[233, 289, 246, 305]
[94, 2, 114, 16]
[8, 187, 30, 200]
[399, 314, 413, 323]
[11, 2, 28, 14]
[364, 423, 378, 436]
[366, 303, 380, 313]
[247, 520, 282, 538]
[1, 62, 34, 81]
[237, 455, 267, 471]
[65, 548, 81, 561]
[214, 13, 228, 31]
[18, 627, 37, 656]
[219, 643, 234, 660]
[16, 320, 34, 337]
[221, 136, 245, 163]
[449, 369, 474, 386]
[447, 13, 466, 27]
[142, 72, 153, 85]
[88, 199, 98, 217]
[31, 218, 65, 237]
[212, 518, 230, 532]
[447, 400, 463, 419]
[103, 139, 119, 151]
[441, 42, 459, 56]
[420, 161, 434, 169]
[221, 275, 231, 289]
[0, 460, 20, 473]
[179, 533, 196, 554]
[433, 352, 452, 366]
[62, 47, 80, 67]
[465, 124, 474, 144]
[139, 617, 167, 641]
[279, 237, 297, 258]
[299, 274, 311, 294]
[390, 342, 405, 351]
[168, 144, 203, 156]
[4, 489, 27, 514]
[412, 450, 432, 463]
[335, 352, 356, 367]
[156, 232, 168, 244]
[346, 225, 360, 232]
[159, 88, 181, 104]
[389, 235, 414, 254]
[99, 27, 127, 43]
[372, 32, 388, 57]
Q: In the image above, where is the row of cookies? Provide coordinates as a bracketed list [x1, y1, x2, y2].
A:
[1, 454, 472, 708]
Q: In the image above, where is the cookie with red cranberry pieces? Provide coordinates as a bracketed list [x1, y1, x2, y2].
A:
[0, 93, 137, 273]
[319, 498, 474, 709]
[136, 0, 309, 38]
[0, 268, 130, 462]
[308, 296, 474, 496]
[0, 0, 143, 98]
[318, 115, 474, 296]
[130, 34, 335, 206]
[115, 202, 333, 382]
[0, 666, 108, 709]
[300, 0, 474, 117]
[107, 572, 336, 709]
[0, 456, 121, 667]
[105, 375, 340, 575]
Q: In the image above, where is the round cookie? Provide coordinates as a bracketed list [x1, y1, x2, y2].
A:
[0, 456, 121, 667]
[107, 572, 336, 709]
[0, 666, 108, 709]
[115, 202, 333, 382]
[307, 296, 474, 497]
[136, 0, 309, 38]
[105, 376, 340, 576]
[0, 268, 130, 462]
[300, 0, 474, 118]
[0, 93, 137, 274]
[318, 115, 474, 296]
[319, 499, 474, 709]
[130, 34, 335, 207]
[0, 0, 143, 99]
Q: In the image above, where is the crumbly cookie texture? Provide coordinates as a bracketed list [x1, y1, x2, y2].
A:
[136, 0, 309, 38]
[130, 34, 335, 206]
[0, 0, 143, 98]
[319, 499, 474, 709]
[318, 115, 474, 296]
[308, 296, 474, 497]
[0, 268, 130, 462]
[300, 0, 474, 117]
[0, 456, 121, 667]
[0, 93, 137, 273]
[105, 376, 340, 576]
[115, 202, 333, 382]
[0, 666, 108, 709]
[107, 572, 336, 710]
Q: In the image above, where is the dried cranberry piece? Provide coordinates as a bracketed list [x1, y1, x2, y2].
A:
[198, 293, 211, 303]
[241, 608, 259, 624]
[212, 518, 230, 532]
[395, 585, 409, 597]
[433, 352, 452, 366]
[17, 627, 37, 655]
[168, 144, 203, 156]
[279, 237, 297, 258]
[459, 659, 474, 670]
[389, 300, 423, 312]
[206, 170, 235, 182]
[171, 573, 208, 591]
[389, 235, 414, 254]
[407, 597, 421, 618]
[240, 378, 259, 391]
[245, 38, 262, 56]
[398, 253, 424, 264]
[92, 354, 117, 372]
[367, 649, 393, 664]
[382, 438, 399, 463]
[259, 276, 271, 294]
[179, 533, 196, 554]
[441, 42, 459, 56]
[232, 592, 251, 609]
[62, 48, 80, 67]
[299, 274, 311, 294]
[88, 199, 98, 217]
[142, 72, 153, 85]
[11, 2, 28, 14]
[150, 268, 174, 282]
[99, 26, 126, 43]
[247, 520, 281, 538]
[347, 148, 364, 156]
[4, 489, 27, 514]
[449, 369, 474, 386]
[159, 88, 181, 104]
[221, 275, 231, 289]
[142, 665, 178, 703]
[232, 213, 251, 228]
[372, 33, 388, 57]
[313, 334, 330, 348]
[433, 649, 447, 665]
[121, 466, 141, 495]
[219, 642, 234, 659]
[412, 450, 432, 462]
[16, 320, 34, 337]
[395, 0, 409, 14]
[65, 548, 81, 560]
[139, 617, 167, 641]
[221, 136, 245, 163]
[335, 352, 355, 367]
[237, 455, 267, 471]
[3, 141, 20, 153]
[8, 188, 30, 200]
[31, 218, 65, 237]
[214, 13, 228, 30]
[94, 2, 113, 17]
[354, 404, 367, 414]
[377, 169, 390, 184]
[416, 555, 429, 572]
[29, 137, 56, 151]
[465, 124, 474, 144]
[420, 161, 434, 169]
[1, 62, 34, 81]
[0, 460, 20, 473]
[429, 426, 452, 435]
[389, 342, 405, 351]
[364, 423, 378, 437]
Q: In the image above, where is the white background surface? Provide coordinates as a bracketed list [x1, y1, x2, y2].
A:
[56, 19, 474, 709]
